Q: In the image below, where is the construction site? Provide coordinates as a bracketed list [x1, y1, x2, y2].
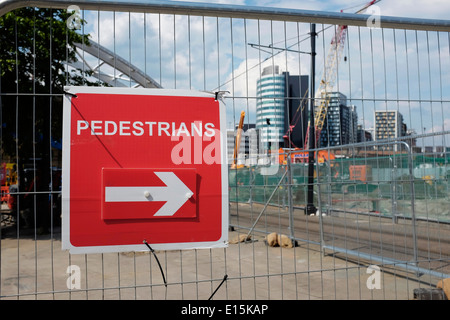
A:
[1, 0, 449, 301]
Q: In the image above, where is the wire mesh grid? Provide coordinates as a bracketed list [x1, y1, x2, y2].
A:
[0, 2, 449, 300]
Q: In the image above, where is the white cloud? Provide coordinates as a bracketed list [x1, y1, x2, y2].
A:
[377, 0, 450, 19]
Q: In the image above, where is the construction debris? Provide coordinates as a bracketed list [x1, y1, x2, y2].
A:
[265, 232, 296, 248]
[436, 278, 450, 300]
[266, 232, 278, 247]
[413, 288, 447, 300]
[229, 234, 251, 244]
[413, 279, 450, 300]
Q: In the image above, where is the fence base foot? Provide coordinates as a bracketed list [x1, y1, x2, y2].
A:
[305, 205, 317, 215]
[413, 288, 447, 300]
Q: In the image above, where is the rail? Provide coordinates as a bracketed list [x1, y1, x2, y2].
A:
[0, 0, 450, 31]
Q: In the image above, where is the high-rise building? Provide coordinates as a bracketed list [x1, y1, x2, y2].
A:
[357, 124, 373, 143]
[256, 65, 308, 150]
[227, 124, 258, 166]
[284, 73, 309, 149]
[374, 110, 406, 151]
[348, 105, 358, 145]
[319, 92, 358, 147]
[256, 66, 286, 150]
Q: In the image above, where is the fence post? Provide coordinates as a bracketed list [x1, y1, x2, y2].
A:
[287, 151, 295, 241]
[404, 142, 419, 267]
[315, 151, 326, 256]
[390, 156, 399, 224]
[249, 165, 253, 207]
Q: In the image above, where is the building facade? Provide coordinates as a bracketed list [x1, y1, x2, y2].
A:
[256, 65, 308, 150]
[357, 124, 373, 143]
[374, 110, 406, 151]
[256, 66, 286, 150]
[283, 73, 309, 149]
[227, 124, 258, 166]
[319, 92, 358, 147]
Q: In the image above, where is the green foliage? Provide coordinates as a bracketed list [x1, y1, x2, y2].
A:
[0, 7, 102, 92]
[0, 7, 105, 160]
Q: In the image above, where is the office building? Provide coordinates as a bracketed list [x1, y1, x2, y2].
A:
[227, 124, 258, 166]
[256, 65, 286, 150]
[374, 110, 406, 151]
[256, 65, 308, 150]
[357, 124, 373, 143]
[319, 92, 358, 147]
[348, 105, 358, 145]
[283, 73, 309, 149]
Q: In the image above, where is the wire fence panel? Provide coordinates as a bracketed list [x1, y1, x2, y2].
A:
[1, 1, 449, 301]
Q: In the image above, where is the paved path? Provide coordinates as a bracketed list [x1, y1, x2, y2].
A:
[0, 226, 420, 300]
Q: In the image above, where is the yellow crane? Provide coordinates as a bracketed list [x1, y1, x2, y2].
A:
[231, 111, 246, 169]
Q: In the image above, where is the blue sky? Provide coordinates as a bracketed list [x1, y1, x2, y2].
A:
[80, 0, 450, 147]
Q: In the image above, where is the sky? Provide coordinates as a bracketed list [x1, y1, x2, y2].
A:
[79, 0, 450, 147]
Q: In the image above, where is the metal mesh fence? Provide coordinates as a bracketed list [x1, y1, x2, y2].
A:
[230, 148, 450, 221]
[1, 1, 449, 300]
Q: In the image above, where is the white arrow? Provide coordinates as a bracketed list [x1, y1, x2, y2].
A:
[104, 172, 194, 217]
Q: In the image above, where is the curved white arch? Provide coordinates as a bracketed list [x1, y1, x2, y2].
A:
[72, 40, 162, 88]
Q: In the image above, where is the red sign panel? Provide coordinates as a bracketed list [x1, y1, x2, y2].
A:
[62, 87, 228, 254]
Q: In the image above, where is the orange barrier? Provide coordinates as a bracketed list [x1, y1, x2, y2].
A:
[1, 186, 10, 203]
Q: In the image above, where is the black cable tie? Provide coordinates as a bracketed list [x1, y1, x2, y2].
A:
[143, 240, 167, 287]
[214, 91, 229, 101]
[64, 91, 77, 98]
[208, 274, 228, 300]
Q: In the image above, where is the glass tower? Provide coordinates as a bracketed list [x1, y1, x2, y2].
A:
[256, 66, 286, 150]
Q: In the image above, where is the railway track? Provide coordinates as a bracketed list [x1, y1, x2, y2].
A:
[229, 202, 450, 278]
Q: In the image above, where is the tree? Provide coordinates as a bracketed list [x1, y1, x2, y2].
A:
[0, 7, 104, 231]
[1, 7, 103, 156]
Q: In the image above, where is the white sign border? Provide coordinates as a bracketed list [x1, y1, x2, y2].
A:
[62, 86, 229, 254]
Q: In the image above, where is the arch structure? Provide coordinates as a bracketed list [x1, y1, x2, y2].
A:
[71, 40, 162, 89]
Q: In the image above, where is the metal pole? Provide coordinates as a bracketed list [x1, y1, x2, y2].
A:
[3, 0, 450, 31]
[287, 152, 295, 240]
[306, 23, 317, 215]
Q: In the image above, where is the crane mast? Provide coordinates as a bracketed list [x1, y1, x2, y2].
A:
[304, 0, 380, 150]
[311, 24, 347, 143]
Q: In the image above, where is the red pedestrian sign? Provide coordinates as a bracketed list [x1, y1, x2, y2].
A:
[62, 87, 228, 254]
